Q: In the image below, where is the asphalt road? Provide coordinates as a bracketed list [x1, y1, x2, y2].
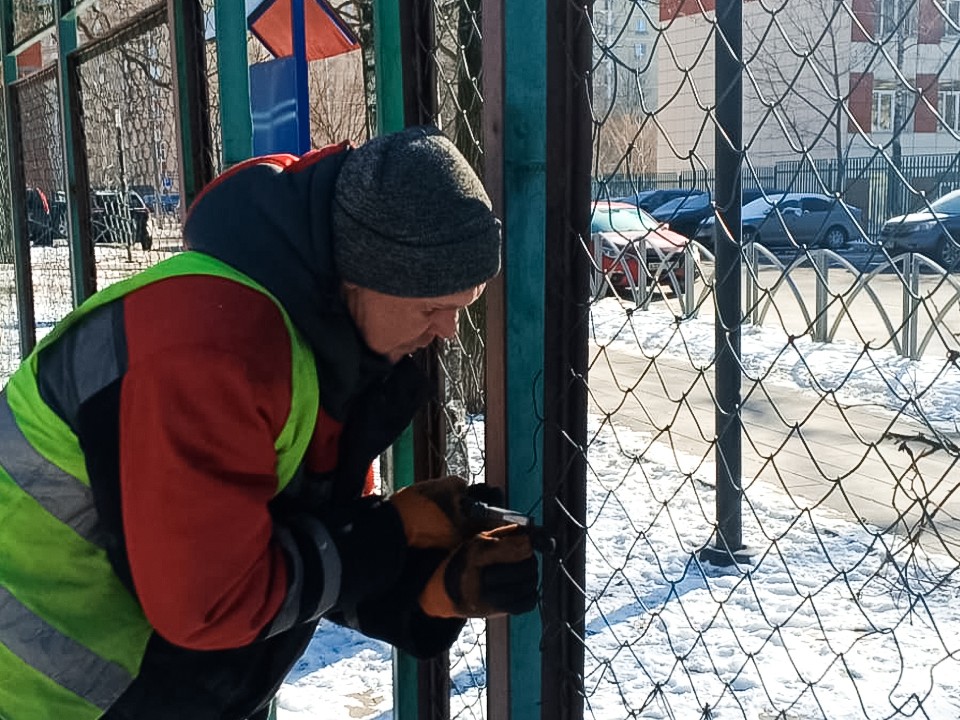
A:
[588, 334, 960, 558]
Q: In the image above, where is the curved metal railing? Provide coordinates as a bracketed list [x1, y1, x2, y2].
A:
[615, 240, 960, 360]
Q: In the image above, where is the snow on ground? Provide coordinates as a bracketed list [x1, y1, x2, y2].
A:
[3, 260, 959, 718]
[279, 412, 960, 719]
[589, 297, 960, 433]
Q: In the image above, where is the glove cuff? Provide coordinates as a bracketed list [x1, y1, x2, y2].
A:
[390, 486, 459, 548]
[418, 556, 460, 618]
[324, 496, 408, 607]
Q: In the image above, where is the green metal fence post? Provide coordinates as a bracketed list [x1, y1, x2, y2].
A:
[213, 0, 252, 166]
[0, 0, 37, 356]
[168, 0, 214, 210]
[373, 1, 417, 718]
[502, 0, 547, 716]
[56, 1, 95, 304]
[373, 0, 404, 137]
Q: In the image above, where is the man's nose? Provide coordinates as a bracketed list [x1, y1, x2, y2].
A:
[433, 309, 459, 339]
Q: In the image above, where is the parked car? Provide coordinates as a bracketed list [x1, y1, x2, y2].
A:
[91, 189, 153, 250]
[131, 184, 180, 214]
[614, 188, 700, 213]
[25, 187, 53, 246]
[591, 201, 697, 296]
[650, 188, 788, 239]
[695, 192, 863, 250]
[649, 191, 712, 239]
[879, 189, 960, 270]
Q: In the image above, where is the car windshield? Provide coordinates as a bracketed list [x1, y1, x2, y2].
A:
[929, 191, 960, 214]
[592, 205, 661, 233]
[742, 194, 788, 215]
[653, 193, 709, 214]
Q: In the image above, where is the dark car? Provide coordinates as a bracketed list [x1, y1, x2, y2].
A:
[695, 192, 863, 249]
[25, 187, 53, 246]
[591, 201, 699, 297]
[649, 191, 712, 238]
[91, 190, 153, 250]
[879, 189, 960, 270]
[615, 188, 701, 213]
[650, 188, 787, 239]
[131, 184, 180, 214]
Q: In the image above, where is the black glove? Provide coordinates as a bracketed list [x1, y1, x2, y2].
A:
[418, 525, 540, 618]
[389, 476, 508, 550]
[328, 546, 467, 659]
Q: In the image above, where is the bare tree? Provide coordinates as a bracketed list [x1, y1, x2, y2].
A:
[595, 111, 658, 179]
[329, 1, 376, 137]
[744, 0, 873, 193]
[308, 53, 369, 146]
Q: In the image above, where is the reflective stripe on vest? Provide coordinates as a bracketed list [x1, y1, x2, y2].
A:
[0, 251, 320, 718]
[0, 392, 103, 546]
[0, 585, 133, 711]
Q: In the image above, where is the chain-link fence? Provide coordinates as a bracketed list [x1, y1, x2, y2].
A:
[585, 0, 960, 716]
[0, 89, 17, 380]
[4, 0, 959, 718]
[388, 2, 493, 717]
[0, 1, 203, 384]
[74, 3, 184, 287]
[9, 65, 72, 340]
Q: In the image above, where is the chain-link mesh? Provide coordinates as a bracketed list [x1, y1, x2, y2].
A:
[11, 65, 72, 340]
[407, 2, 492, 718]
[0, 88, 18, 384]
[76, 0, 165, 43]
[74, 3, 183, 287]
[587, 0, 960, 716]
[199, 0, 224, 176]
[12, 0, 53, 47]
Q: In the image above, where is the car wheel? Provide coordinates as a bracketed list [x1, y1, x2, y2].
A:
[821, 225, 847, 250]
[937, 236, 960, 271]
[29, 222, 53, 247]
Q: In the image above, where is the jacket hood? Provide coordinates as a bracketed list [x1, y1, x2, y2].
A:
[182, 147, 395, 419]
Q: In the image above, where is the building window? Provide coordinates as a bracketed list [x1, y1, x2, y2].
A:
[946, 0, 960, 33]
[873, 87, 895, 131]
[636, 16, 648, 33]
[877, 0, 916, 37]
[939, 87, 960, 131]
[877, 0, 895, 36]
[635, 42, 647, 60]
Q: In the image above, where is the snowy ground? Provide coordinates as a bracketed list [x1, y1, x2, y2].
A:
[3, 259, 959, 719]
[278, 300, 960, 719]
[279, 414, 960, 719]
[589, 296, 960, 432]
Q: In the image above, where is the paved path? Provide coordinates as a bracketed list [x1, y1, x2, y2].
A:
[589, 343, 960, 557]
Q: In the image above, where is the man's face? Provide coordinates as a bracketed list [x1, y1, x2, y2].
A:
[343, 283, 486, 363]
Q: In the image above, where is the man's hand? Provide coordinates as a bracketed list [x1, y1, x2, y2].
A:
[389, 476, 506, 549]
[418, 525, 539, 619]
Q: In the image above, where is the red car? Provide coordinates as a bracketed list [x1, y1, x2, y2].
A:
[591, 201, 697, 297]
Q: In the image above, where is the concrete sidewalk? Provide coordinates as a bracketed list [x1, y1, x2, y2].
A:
[588, 344, 960, 557]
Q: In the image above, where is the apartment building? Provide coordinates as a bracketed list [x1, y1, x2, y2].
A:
[654, 0, 960, 174]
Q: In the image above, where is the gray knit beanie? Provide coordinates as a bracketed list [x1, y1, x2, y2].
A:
[331, 125, 502, 298]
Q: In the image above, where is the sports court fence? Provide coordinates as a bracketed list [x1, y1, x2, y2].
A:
[1, 1, 959, 719]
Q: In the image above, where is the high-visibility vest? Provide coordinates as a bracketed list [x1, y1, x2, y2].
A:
[0, 252, 319, 719]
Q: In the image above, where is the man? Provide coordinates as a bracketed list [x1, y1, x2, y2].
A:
[0, 126, 540, 719]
